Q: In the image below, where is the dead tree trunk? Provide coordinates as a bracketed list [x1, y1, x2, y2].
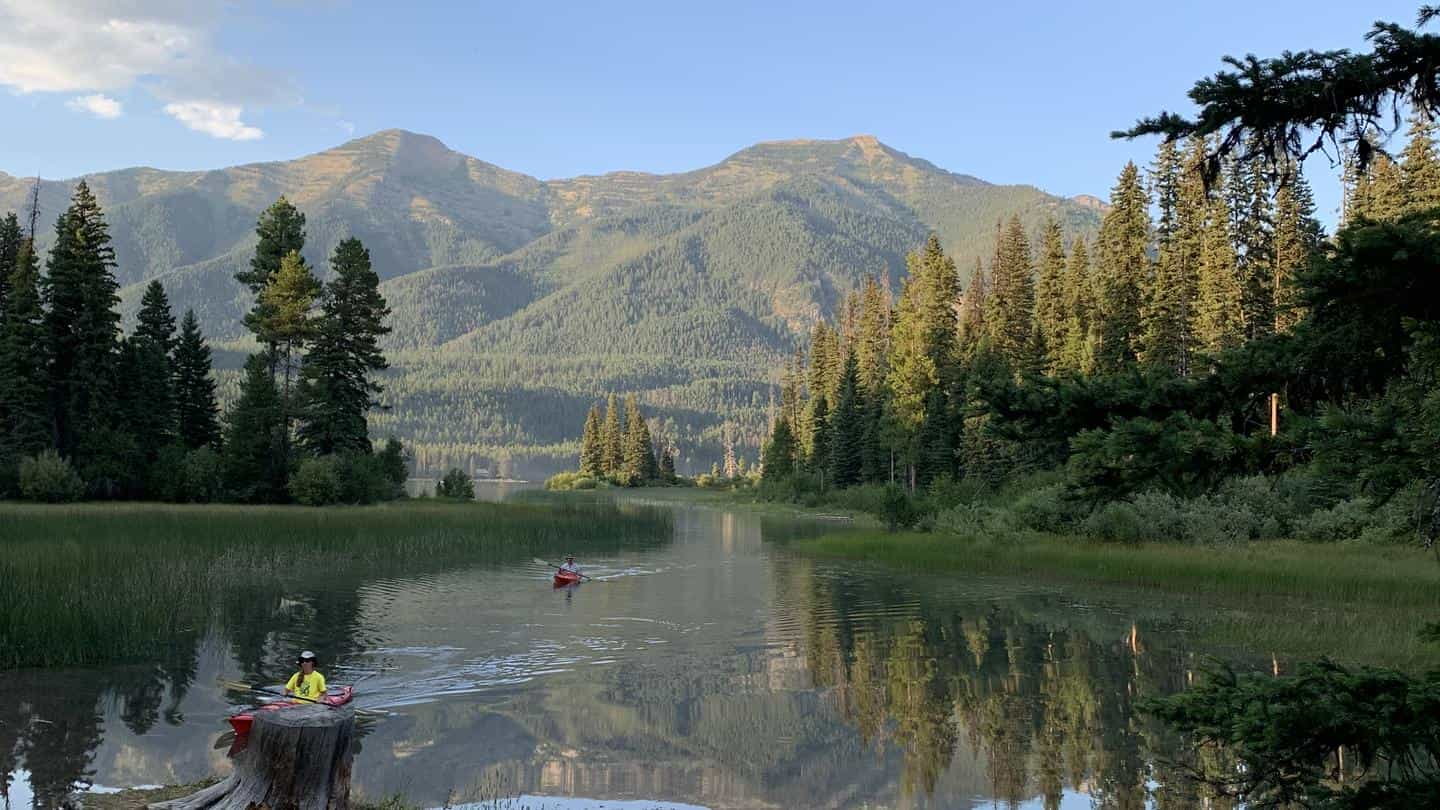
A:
[153, 704, 355, 810]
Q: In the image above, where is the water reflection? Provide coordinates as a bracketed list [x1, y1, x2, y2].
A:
[2, 501, 1265, 809]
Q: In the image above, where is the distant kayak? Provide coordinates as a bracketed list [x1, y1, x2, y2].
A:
[228, 685, 354, 736]
[553, 570, 583, 587]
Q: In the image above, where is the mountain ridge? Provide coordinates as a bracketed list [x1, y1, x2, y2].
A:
[0, 130, 1106, 477]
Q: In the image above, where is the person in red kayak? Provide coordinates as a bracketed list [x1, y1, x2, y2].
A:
[285, 651, 327, 701]
[559, 555, 580, 576]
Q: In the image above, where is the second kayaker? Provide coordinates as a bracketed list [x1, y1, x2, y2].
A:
[285, 651, 327, 701]
[559, 555, 581, 576]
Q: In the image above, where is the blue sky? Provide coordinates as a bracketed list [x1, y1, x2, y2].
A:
[0, 1, 1422, 224]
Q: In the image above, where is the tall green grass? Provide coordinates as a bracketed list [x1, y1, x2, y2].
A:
[0, 500, 672, 670]
[798, 531, 1440, 668]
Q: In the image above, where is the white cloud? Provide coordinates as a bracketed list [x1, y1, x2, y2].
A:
[66, 93, 123, 119]
[164, 101, 263, 141]
[0, 1, 304, 139]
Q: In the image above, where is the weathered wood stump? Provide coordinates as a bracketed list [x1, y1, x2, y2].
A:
[152, 704, 355, 810]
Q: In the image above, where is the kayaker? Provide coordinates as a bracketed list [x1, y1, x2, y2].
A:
[559, 555, 580, 575]
[285, 651, 327, 701]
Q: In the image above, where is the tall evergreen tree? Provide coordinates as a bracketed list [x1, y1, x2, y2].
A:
[0, 241, 50, 462]
[915, 387, 952, 488]
[808, 321, 843, 402]
[621, 393, 657, 485]
[250, 250, 320, 403]
[1094, 163, 1153, 372]
[0, 212, 19, 317]
[807, 394, 831, 483]
[985, 216, 1037, 368]
[887, 235, 959, 468]
[173, 310, 220, 450]
[128, 281, 178, 455]
[828, 353, 864, 488]
[579, 405, 604, 476]
[1151, 141, 1183, 245]
[957, 258, 989, 356]
[1143, 139, 1206, 375]
[854, 275, 891, 395]
[601, 393, 624, 475]
[1402, 112, 1440, 213]
[1034, 220, 1068, 372]
[1058, 237, 1096, 374]
[1195, 193, 1245, 356]
[298, 239, 391, 456]
[1272, 168, 1324, 334]
[222, 354, 288, 502]
[43, 181, 122, 470]
[761, 416, 797, 481]
[1352, 155, 1405, 221]
[1226, 152, 1275, 342]
[238, 197, 307, 293]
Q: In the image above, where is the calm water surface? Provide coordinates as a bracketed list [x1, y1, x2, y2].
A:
[1, 493, 1257, 809]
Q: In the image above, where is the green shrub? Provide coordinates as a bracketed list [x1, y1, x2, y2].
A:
[1295, 497, 1377, 542]
[1082, 501, 1147, 542]
[1009, 484, 1078, 534]
[290, 457, 342, 506]
[880, 484, 922, 532]
[436, 467, 475, 500]
[546, 471, 601, 491]
[19, 451, 85, 503]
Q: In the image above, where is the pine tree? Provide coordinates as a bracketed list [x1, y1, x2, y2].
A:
[298, 239, 391, 456]
[957, 258, 988, 356]
[659, 446, 677, 481]
[887, 235, 959, 463]
[173, 310, 221, 450]
[1195, 193, 1245, 357]
[1094, 163, 1152, 372]
[859, 390, 890, 483]
[0, 212, 19, 317]
[128, 280, 178, 455]
[1402, 112, 1440, 213]
[250, 250, 320, 402]
[1058, 237, 1096, 374]
[1143, 140, 1206, 375]
[0, 241, 50, 461]
[601, 393, 624, 476]
[1152, 140, 1183, 245]
[43, 181, 122, 468]
[761, 416, 797, 481]
[985, 216, 1037, 369]
[222, 354, 288, 502]
[854, 275, 891, 395]
[621, 393, 656, 485]
[238, 197, 306, 293]
[828, 352, 864, 488]
[807, 394, 831, 483]
[1228, 152, 1275, 342]
[915, 387, 952, 488]
[808, 321, 842, 402]
[579, 405, 604, 476]
[1354, 155, 1405, 221]
[1034, 220, 1068, 372]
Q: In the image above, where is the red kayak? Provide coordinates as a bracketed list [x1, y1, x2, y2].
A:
[553, 570, 583, 587]
[228, 686, 354, 736]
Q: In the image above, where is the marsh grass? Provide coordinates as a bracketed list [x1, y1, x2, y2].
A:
[798, 531, 1440, 668]
[0, 500, 672, 670]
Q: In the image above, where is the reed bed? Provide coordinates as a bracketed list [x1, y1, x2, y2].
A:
[0, 500, 672, 670]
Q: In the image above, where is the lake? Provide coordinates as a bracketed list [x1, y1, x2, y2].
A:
[1, 494, 1268, 809]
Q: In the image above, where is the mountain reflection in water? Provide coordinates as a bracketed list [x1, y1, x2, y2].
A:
[1, 499, 1258, 809]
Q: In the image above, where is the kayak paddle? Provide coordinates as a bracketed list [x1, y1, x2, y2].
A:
[535, 558, 596, 581]
[217, 678, 385, 716]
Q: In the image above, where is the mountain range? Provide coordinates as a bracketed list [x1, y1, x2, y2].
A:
[0, 130, 1103, 477]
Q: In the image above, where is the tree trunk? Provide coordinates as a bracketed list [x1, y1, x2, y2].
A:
[152, 704, 355, 810]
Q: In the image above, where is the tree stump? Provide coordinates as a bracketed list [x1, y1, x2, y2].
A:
[152, 703, 355, 810]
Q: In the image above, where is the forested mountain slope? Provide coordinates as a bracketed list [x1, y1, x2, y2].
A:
[1, 130, 1101, 476]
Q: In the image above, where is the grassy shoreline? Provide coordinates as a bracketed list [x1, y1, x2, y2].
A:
[797, 530, 1440, 668]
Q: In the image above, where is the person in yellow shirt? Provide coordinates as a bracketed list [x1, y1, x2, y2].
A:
[285, 651, 327, 701]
